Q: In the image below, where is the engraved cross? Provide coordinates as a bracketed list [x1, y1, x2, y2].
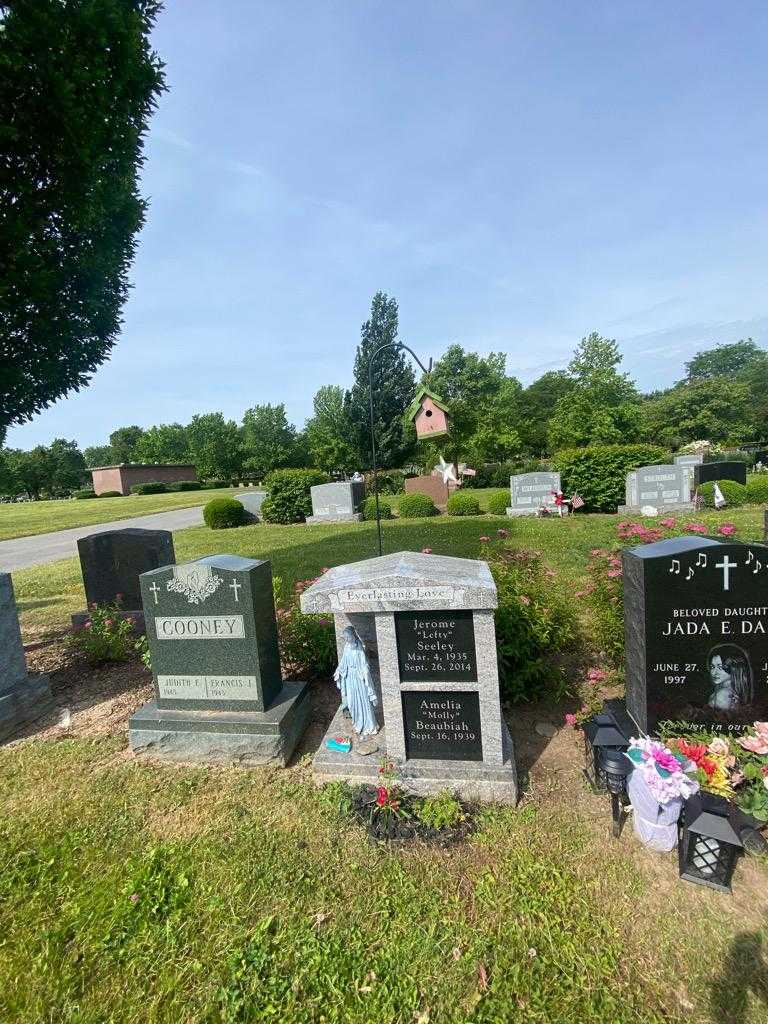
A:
[229, 579, 242, 603]
[149, 582, 161, 605]
[715, 555, 738, 591]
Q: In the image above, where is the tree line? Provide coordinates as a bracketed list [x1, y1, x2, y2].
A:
[1, 291, 766, 499]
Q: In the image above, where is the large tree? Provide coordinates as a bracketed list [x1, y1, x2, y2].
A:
[135, 423, 190, 464]
[640, 378, 753, 447]
[109, 425, 145, 463]
[186, 413, 242, 482]
[305, 386, 358, 474]
[684, 338, 764, 382]
[518, 371, 575, 456]
[0, 1, 166, 439]
[241, 403, 298, 480]
[345, 293, 416, 469]
[84, 444, 116, 468]
[548, 332, 641, 451]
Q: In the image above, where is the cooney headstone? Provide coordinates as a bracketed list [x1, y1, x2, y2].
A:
[619, 464, 693, 515]
[300, 551, 517, 803]
[306, 480, 365, 524]
[506, 472, 560, 517]
[623, 536, 768, 733]
[1, 574, 52, 742]
[73, 528, 175, 631]
[128, 555, 309, 763]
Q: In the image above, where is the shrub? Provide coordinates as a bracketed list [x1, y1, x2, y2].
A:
[276, 576, 337, 679]
[486, 490, 510, 515]
[166, 480, 201, 492]
[203, 497, 247, 529]
[130, 481, 168, 495]
[746, 475, 768, 504]
[553, 443, 668, 512]
[398, 492, 438, 518]
[261, 468, 328, 524]
[697, 480, 746, 508]
[706, 448, 753, 466]
[99, 490, 122, 498]
[69, 602, 138, 663]
[446, 491, 480, 516]
[415, 792, 464, 830]
[202, 479, 229, 489]
[365, 470, 406, 494]
[489, 547, 578, 702]
[362, 495, 393, 520]
[73, 489, 97, 499]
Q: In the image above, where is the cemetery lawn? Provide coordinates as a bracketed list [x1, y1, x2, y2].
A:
[0, 488, 244, 542]
[4, 506, 768, 1023]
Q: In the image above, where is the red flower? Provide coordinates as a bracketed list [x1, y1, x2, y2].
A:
[376, 786, 389, 807]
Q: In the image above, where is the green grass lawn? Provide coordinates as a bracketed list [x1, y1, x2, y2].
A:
[4, 505, 768, 1022]
[0, 487, 246, 542]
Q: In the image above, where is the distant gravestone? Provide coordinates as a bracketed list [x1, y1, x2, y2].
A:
[693, 462, 748, 489]
[306, 481, 365, 524]
[506, 472, 560, 517]
[403, 475, 451, 510]
[73, 528, 175, 630]
[128, 555, 309, 763]
[673, 454, 703, 494]
[623, 536, 768, 733]
[300, 551, 517, 803]
[1, 574, 52, 742]
[235, 490, 268, 521]
[619, 464, 693, 515]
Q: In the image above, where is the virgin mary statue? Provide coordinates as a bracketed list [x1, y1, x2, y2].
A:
[334, 627, 379, 738]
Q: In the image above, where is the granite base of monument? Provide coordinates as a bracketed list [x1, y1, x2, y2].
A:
[314, 706, 518, 802]
[129, 680, 310, 765]
[305, 512, 362, 524]
[0, 674, 53, 743]
[618, 502, 695, 516]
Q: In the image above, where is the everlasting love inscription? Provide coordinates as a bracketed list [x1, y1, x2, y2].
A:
[395, 610, 477, 682]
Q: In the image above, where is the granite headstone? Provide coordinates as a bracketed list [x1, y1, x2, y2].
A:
[235, 490, 268, 522]
[1, 574, 52, 742]
[128, 555, 309, 763]
[693, 462, 748, 489]
[506, 472, 560, 517]
[306, 481, 365, 524]
[403, 475, 451, 510]
[623, 536, 768, 733]
[73, 528, 175, 631]
[300, 551, 517, 803]
[619, 464, 693, 515]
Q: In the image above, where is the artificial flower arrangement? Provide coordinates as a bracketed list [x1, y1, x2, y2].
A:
[658, 721, 768, 822]
[625, 736, 700, 804]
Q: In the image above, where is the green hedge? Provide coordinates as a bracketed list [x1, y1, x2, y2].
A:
[486, 490, 510, 515]
[166, 480, 201, 492]
[130, 481, 169, 495]
[362, 495, 393, 520]
[446, 491, 481, 516]
[553, 444, 668, 512]
[99, 490, 122, 498]
[74, 489, 97, 500]
[746, 475, 768, 504]
[203, 497, 247, 529]
[202, 480, 229, 489]
[261, 468, 328, 524]
[398, 492, 438, 518]
[698, 480, 747, 508]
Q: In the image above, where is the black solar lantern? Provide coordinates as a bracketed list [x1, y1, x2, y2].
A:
[582, 703, 633, 793]
[598, 747, 633, 837]
[678, 793, 745, 893]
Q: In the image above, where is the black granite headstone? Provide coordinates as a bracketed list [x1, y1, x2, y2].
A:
[693, 462, 747, 488]
[140, 555, 282, 713]
[395, 610, 477, 682]
[401, 689, 483, 761]
[623, 536, 768, 733]
[78, 528, 175, 610]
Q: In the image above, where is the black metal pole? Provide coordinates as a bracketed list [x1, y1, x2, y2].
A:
[368, 342, 432, 557]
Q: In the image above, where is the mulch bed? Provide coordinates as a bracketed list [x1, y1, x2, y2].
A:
[350, 784, 476, 846]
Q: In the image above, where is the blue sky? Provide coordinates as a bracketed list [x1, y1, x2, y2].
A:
[9, 0, 768, 449]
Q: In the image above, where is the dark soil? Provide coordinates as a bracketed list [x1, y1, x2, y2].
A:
[350, 785, 476, 846]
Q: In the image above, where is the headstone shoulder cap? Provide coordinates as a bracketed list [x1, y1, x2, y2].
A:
[623, 536, 724, 560]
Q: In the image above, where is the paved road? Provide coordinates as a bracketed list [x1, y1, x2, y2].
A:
[0, 506, 205, 572]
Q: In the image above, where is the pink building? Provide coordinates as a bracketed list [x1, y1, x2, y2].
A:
[91, 464, 198, 496]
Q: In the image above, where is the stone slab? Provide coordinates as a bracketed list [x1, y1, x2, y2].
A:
[0, 674, 53, 743]
[77, 528, 175, 610]
[625, 464, 691, 509]
[235, 491, 269, 521]
[306, 512, 362, 524]
[308, 481, 365, 523]
[313, 706, 517, 803]
[128, 680, 310, 765]
[693, 462, 748, 488]
[403, 475, 451, 510]
[618, 502, 696, 516]
[507, 472, 560, 516]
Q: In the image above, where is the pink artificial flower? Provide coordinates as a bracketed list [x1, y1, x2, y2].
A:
[565, 713, 577, 727]
[642, 743, 680, 774]
[84, 621, 92, 630]
[608, 557, 622, 567]
[421, 547, 433, 554]
[105, 618, 115, 628]
[590, 548, 606, 556]
[587, 668, 607, 682]
[660, 517, 677, 528]
[617, 522, 629, 529]
[707, 737, 730, 757]
[717, 523, 736, 536]
[684, 523, 708, 534]
[731, 771, 746, 786]
[519, 595, 531, 605]
[606, 569, 622, 578]
[737, 732, 768, 756]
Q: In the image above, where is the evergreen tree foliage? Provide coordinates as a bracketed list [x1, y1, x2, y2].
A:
[306, 386, 358, 474]
[241, 404, 298, 480]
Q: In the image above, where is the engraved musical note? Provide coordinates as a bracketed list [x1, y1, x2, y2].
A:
[696, 553, 707, 567]
[754, 560, 762, 575]
[669, 559, 681, 575]
[747, 550, 754, 565]
[686, 567, 694, 580]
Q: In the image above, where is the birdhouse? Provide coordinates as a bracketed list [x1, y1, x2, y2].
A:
[406, 387, 450, 440]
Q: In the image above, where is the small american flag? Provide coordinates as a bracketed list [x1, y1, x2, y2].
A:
[693, 488, 703, 511]
[570, 493, 584, 510]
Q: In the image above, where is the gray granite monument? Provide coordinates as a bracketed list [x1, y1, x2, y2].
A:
[619, 464, 693, 515]
[506, 472, 560, 517]
[300, 551, 517, 803]
[306, 480, 365, 524]
[72, 528, 175, 631]
[235, 490, 268, 522]
[673, 453, 703, 495]
[1, 574, 52, 742]
[128, 555, 309, 764]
